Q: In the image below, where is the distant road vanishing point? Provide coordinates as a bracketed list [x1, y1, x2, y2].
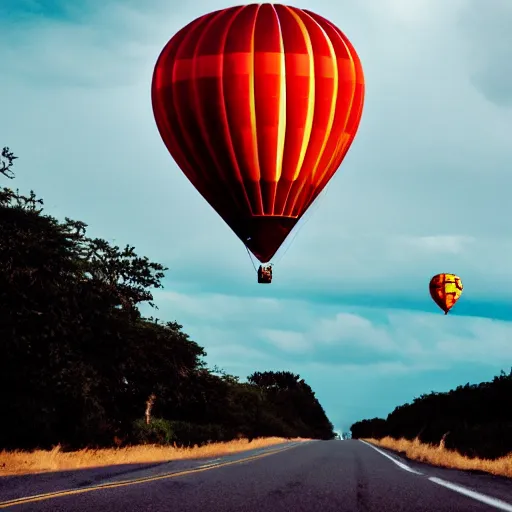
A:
[0, 440, 511, 511]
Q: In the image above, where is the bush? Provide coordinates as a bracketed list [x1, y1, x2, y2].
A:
[256, 410, 297, 438]
[132, 418, 173, 445]
[169, 421, 226, 447]
[446, 422, 512, 460]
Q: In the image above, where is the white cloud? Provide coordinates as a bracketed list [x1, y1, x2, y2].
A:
[367, 0, 464, 26]
[457, 0, 512, 107]
[313, 313, 396, 351]
[151, 290, 512, 369]
[262, 329, 312, 354]
[155, 291, 281, 322]
[405, 236, 475, 255]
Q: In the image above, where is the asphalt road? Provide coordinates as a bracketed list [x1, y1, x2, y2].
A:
[0, 440, 511, 511]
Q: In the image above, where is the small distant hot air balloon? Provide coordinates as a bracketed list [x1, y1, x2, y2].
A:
[429, 273, 463, 315]
[151, 3, 365, 283]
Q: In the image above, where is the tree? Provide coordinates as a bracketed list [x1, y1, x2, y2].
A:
[0, 147, 337, 449]
[349, 369, 512, 459]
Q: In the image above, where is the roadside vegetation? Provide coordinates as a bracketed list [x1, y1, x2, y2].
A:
[0, 147, 334, 464]
[0, 437, 307, 476]
[362, 436, 512, 478]
[351, 369, 512, 478]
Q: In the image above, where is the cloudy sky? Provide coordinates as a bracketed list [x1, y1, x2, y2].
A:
[2, 0, 512, 432]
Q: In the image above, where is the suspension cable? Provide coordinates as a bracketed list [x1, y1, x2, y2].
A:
[245, 244, 258, 273]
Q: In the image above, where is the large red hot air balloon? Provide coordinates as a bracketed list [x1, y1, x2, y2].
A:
[152, 3, 365, 266]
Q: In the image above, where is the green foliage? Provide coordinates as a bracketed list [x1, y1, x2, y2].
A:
[350, 369, 512, 459]
[132, 418, 174, 445]
[0, 147, 335, 450]
[169, 421, 227, 447]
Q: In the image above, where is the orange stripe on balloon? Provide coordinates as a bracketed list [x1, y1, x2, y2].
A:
[168, 53, 343, 83]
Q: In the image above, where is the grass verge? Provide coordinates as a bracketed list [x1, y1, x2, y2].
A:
[0, 437, 307, 476]
[363, 436, 512, 478]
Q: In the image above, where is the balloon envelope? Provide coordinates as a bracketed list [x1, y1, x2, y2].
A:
[151, 3, 365, 262]
[429, 273, 463, 314]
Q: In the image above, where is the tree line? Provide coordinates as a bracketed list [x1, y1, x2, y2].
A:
[0, 147, 335, 451]
[350, 369, 512, 460]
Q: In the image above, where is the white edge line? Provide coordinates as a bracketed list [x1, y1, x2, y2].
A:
[429, 477, 512, 512]
[359, 440, 423, 475]
[358, 440, 512, 512]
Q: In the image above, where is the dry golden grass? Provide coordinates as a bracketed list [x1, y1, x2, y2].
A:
[363, 436, 512, 478]
[0, 437, 307, 477]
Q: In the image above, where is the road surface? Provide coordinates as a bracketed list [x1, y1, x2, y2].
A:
[0, 440, 511, 511]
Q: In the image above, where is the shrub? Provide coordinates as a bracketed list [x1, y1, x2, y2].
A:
[169, 421, 226, 447]
[132, 418, 173, 445]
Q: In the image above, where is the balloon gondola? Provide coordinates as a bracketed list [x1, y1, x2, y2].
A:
[257, 264, 273, 284]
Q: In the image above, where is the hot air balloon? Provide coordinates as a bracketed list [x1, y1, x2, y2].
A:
[429, 273, 463, 315]
[151, 3, 365, 282]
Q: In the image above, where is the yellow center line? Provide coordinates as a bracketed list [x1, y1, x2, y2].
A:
[0, 443, 303, 509]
